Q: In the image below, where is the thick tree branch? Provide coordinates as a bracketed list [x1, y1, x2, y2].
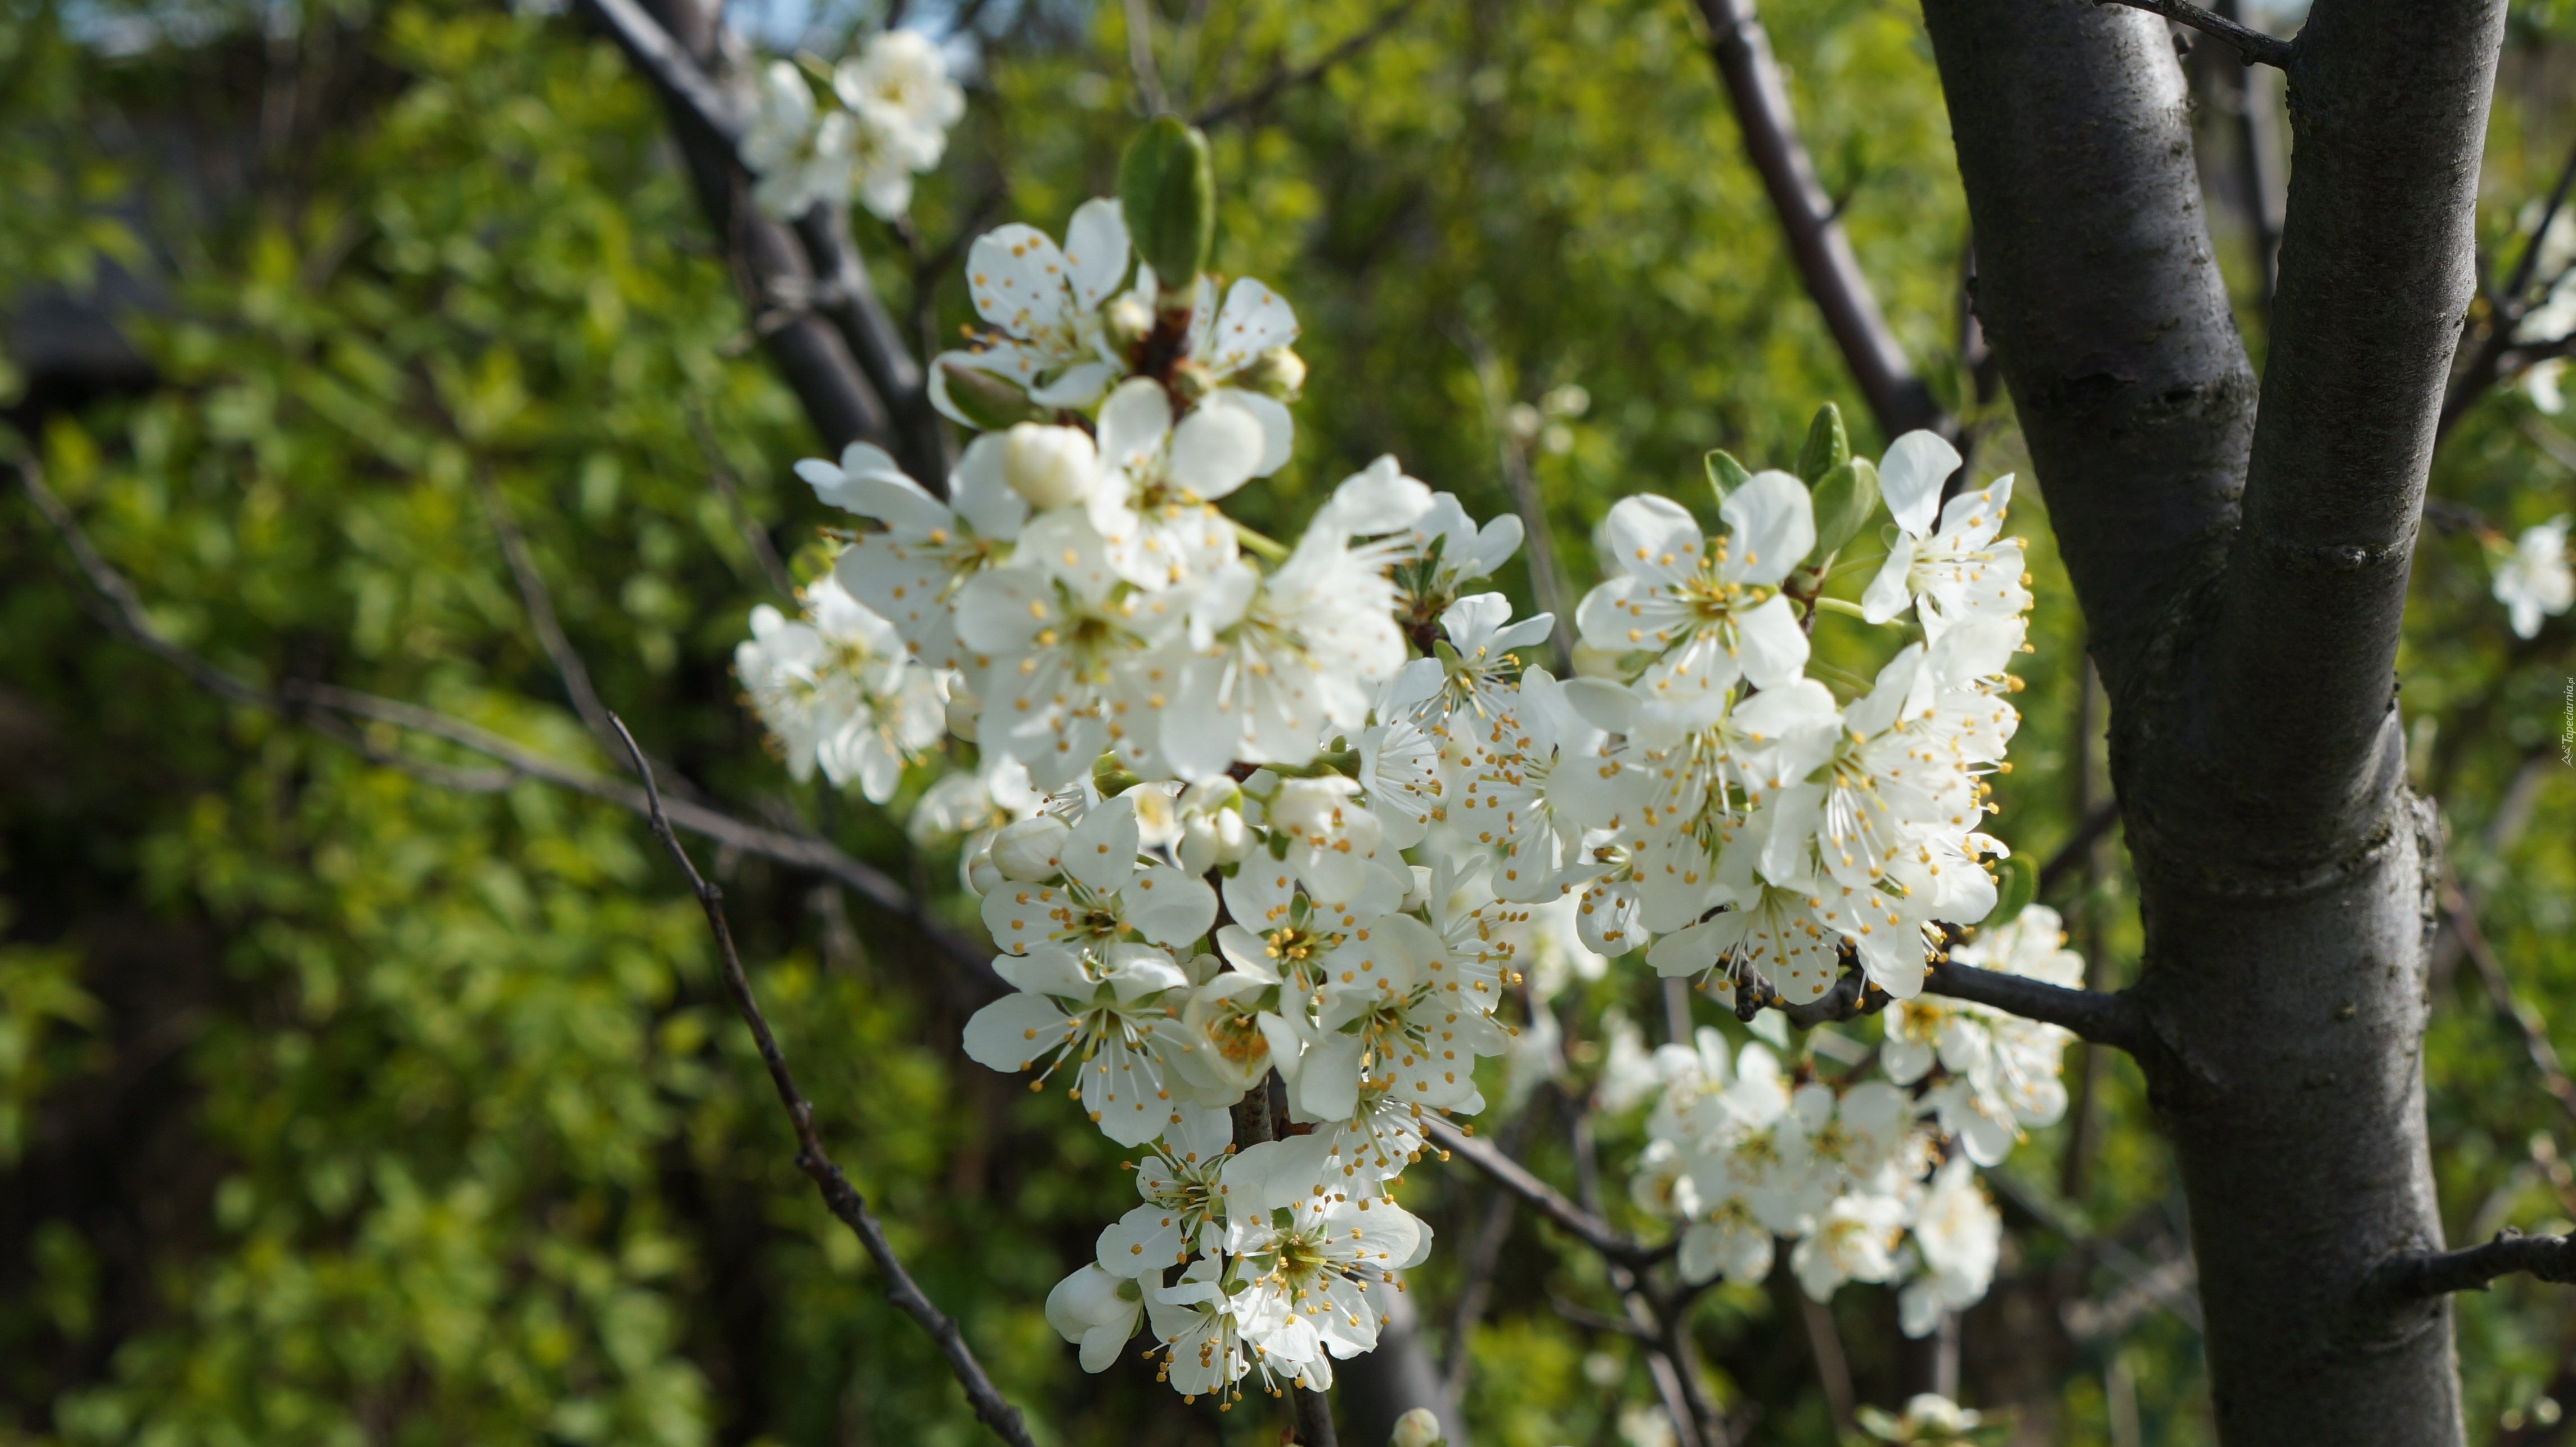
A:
[2200, 0, 2504, 867]
[2097, 0, 2294, 68]
[1693, 0, 1947, 440]
[2369, 1229, 2576, 1305]
[611, 718, 1040, 1447]
[1923, 956, 2149, 1051]
[576, 0, 912, 468]
[1919, 0, 2254, 691]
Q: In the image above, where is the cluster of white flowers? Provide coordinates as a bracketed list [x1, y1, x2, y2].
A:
[737, 29, 963, 221]
[734, 572, 946, 801]
[2490, 515, 2573, 639]
[1619, 905, 2081, 1337]
[727, 120, 2078, 1403]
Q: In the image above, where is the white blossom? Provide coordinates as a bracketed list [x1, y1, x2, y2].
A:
[1898, 1155, 2000, 1337]
[933, 199, 1133, 419]
[2493, 514, 2574, 639]
[734, 575, 945, 800]
[1045, 1262, 1142, 1372]
[739, 62, 854, 221]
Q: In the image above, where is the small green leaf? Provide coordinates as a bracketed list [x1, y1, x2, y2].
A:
[1982, 853, 2039, 929]
[1705, 449, 1753, 501]
[1797, 401, 1849, 484]
[1119, 117, 1215, 299]
[937, 360, 1043, 430]
[1807, 456, 1881, 561]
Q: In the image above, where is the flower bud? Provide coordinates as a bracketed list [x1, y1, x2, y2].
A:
[1103, 293, 1154, 353]
[1390, 1408, 1446, 1447]
[1402, 865, 1434, 915]
[1570, 640, 1624, 680]
[1001, 423, 1099, 509]
[1178, 807, 1247, 874]
[992, 814, 1071, 881]
[964, 845, 1004, 897]
[1236, 346, 1306, 401]
[945, 676, 981, 742]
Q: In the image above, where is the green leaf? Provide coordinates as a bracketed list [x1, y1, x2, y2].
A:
[936, 360, 1043, 429]
[1807, 456, 1880, 561]
[1119, 117, 1215, 299]
[1982, 852, 2039, 929]
[1796, 401, 1848, 483]
[1704, 448, 1753, 502]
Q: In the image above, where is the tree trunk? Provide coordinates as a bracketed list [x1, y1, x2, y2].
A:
[1916, 0, 2503, 1440]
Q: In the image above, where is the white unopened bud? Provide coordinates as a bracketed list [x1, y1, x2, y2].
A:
[1178, 808, 1248, 874]
[1103, 292, 1154, 352]
[1001, 423, 1099, 509]
[1390, 1408, 1444, 1447]
[1238, 346, 1305, 401]
[945, 676, 981, 742]
[992, 814, 1071, 881]
[1570, 640, 1624, 680]
[1402, 865, 1434, 915]
[964, 843, 1003, 897]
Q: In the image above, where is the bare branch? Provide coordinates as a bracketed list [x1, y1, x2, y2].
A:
[608, 716, 1040, 1447]
[14, 455, 1002, 1000]
[575, 0, 909, 465]
[1693, 0, 1947, 440]
[1191, 0, 1424, 128]
[2444, 877, 2576, 1131]
[1420, 1117, 1662, 1269]
[2036, 799, 2124, 898]
[2094, 0, 2294, 68]
[1924, 955, 2149, 1051]
[2369, 1228, 2576, 1305]
[470, 464, 622, 757]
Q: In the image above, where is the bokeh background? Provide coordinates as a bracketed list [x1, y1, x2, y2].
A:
[2, 0, 2572, 1443]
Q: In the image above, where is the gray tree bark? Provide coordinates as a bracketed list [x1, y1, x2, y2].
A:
[1915, 0, 2502, 1441]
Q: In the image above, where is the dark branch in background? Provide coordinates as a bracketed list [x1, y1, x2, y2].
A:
[610, 717, 1040, 1447]
[470, 463, 623, 758]
[14, 455, 1004, 1004]
[2440, 128, 2576, 437]
[1691, 0, 1947, 441]
[1422, 1117, 1661, 1269]
[578, 0, 955, 487]
[2038, 799, 2124, 898]
[2095, 0, 2295, 68]
[2368, 1229, 2576, 1306]
[1456, 331, 1576, 673]
[2443, 876, 2576, 1130]
[689, 402, 799, 598]
[1191, 0, 1425, 128]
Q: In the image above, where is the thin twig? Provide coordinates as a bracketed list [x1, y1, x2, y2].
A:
[1191, 0, 1424, 127]
[609, 716, 1040, 1447]
[2093, 0, 2294, 68]
[14, 456, 1002, 999]
[2368, 1228, 2576, 1306]
[2444, 877, 2576, 1131]
[1121, 0, 1169, 115]
[1421, 1117, 1662, 1269]
[689, 404, 798, 599]
[2037, 799, 2122, 898]
[470, 464, 623, 756]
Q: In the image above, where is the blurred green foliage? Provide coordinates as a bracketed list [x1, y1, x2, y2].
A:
[1, 0, 2571, 1444]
